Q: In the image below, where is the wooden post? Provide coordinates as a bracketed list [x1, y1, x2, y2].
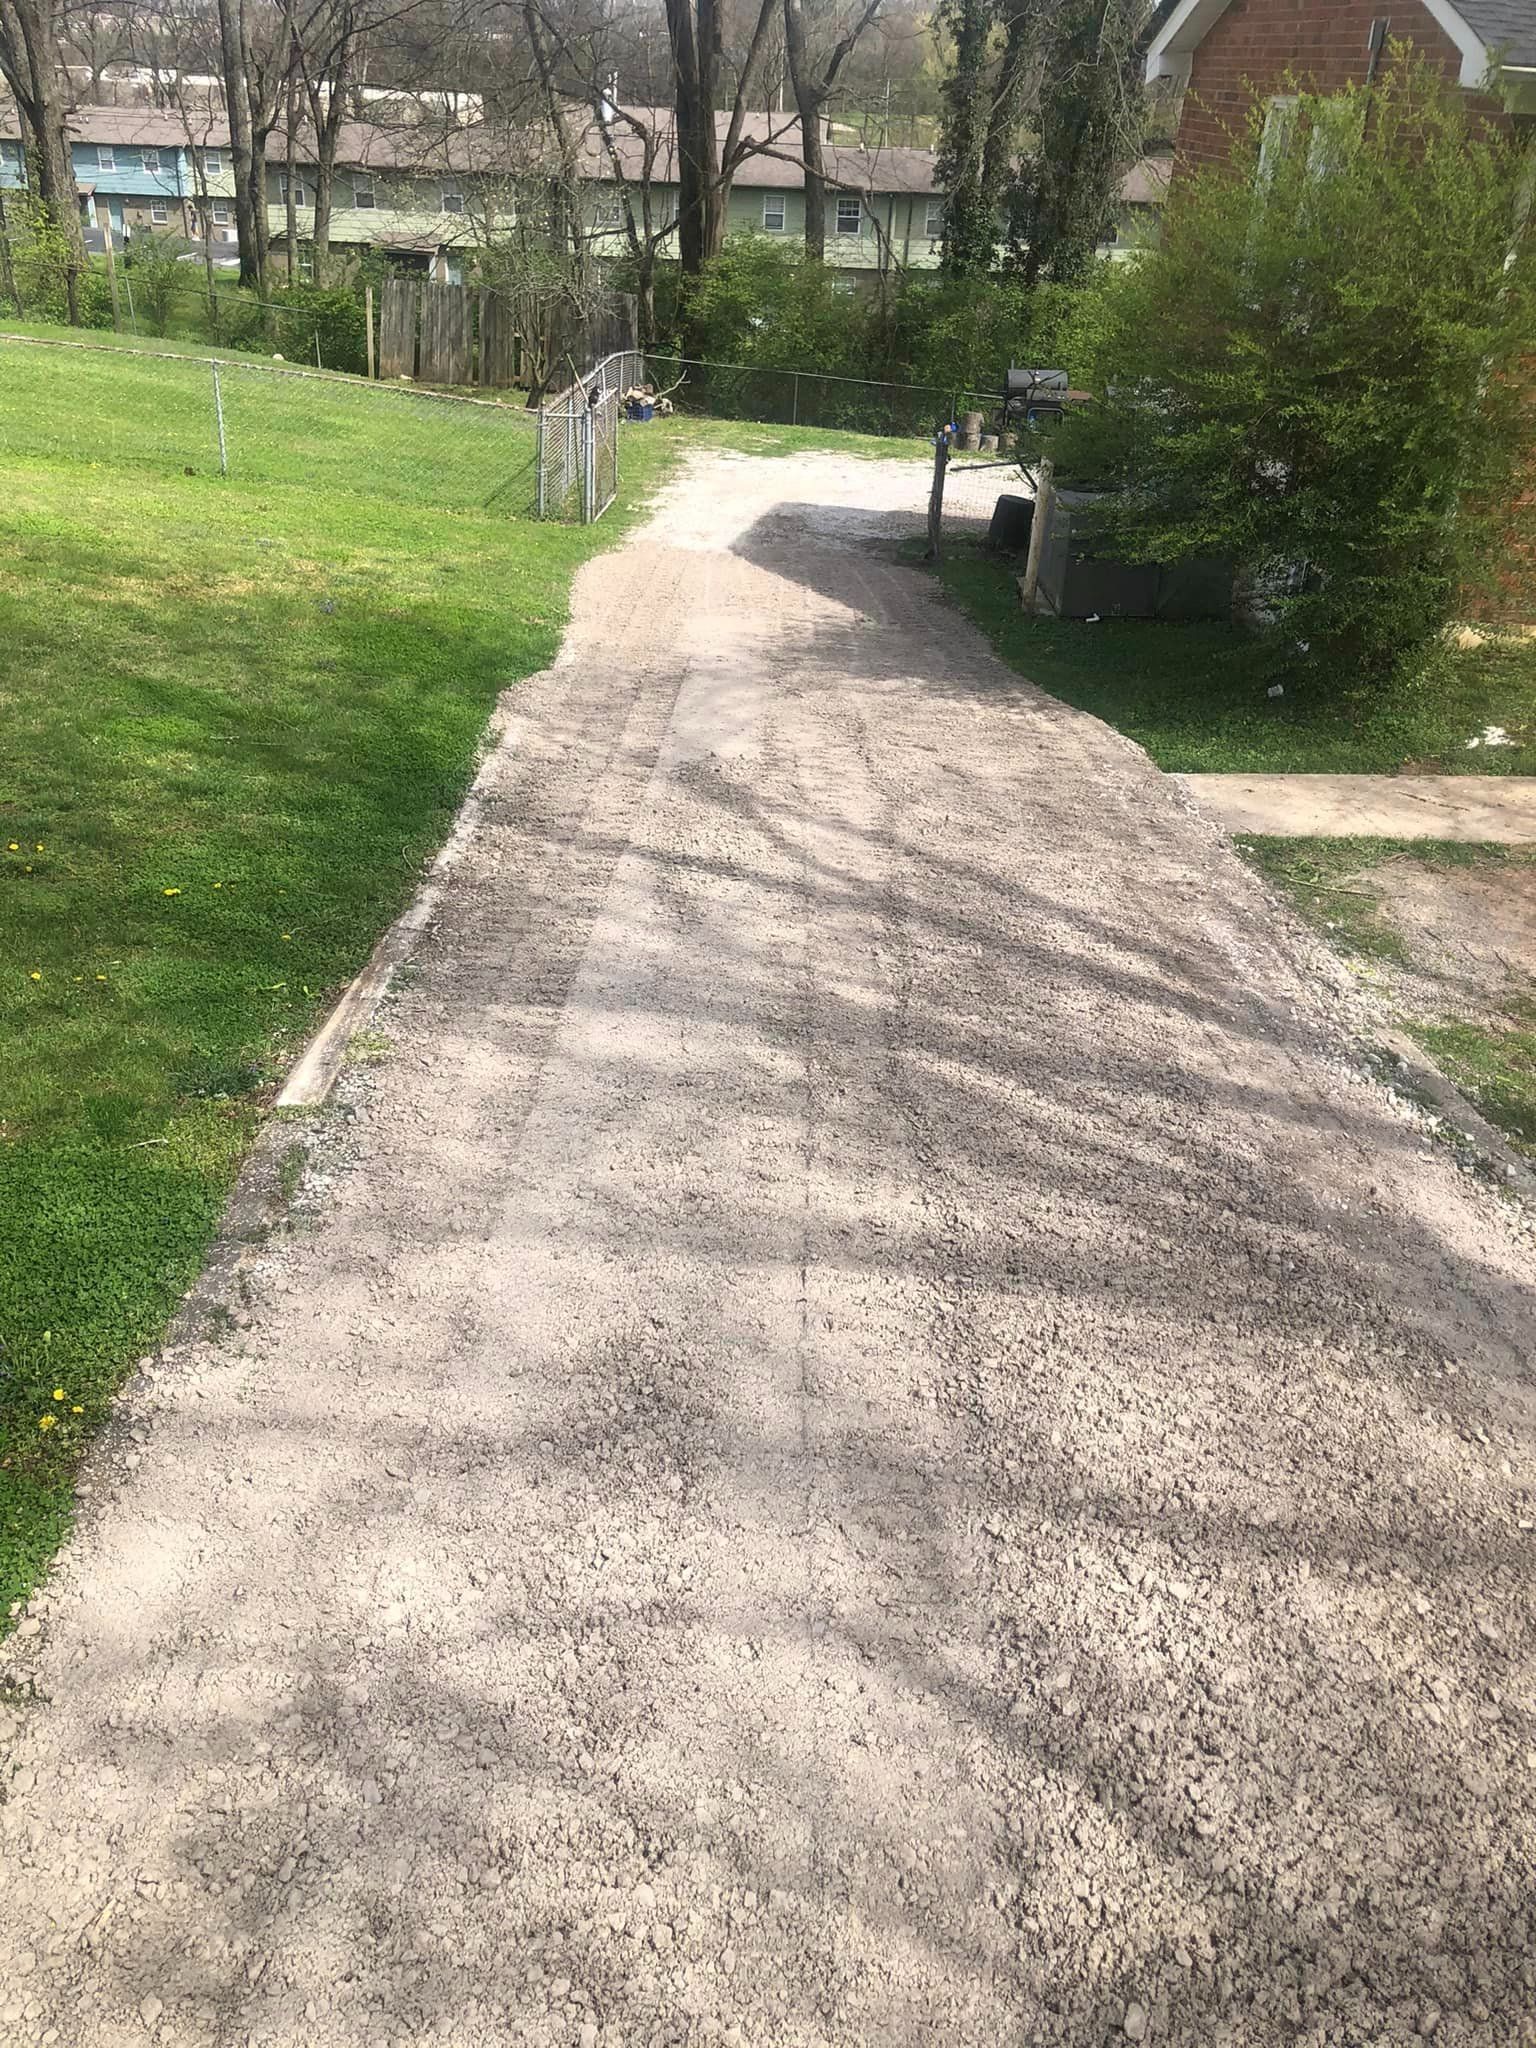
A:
[1019, 456, 1053, 613]
[365, 283, 375, 379]
[100, 213, 122, 331]
[924, 429, 949, 561]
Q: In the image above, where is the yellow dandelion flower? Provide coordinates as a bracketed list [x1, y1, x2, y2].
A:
[213, 881, 223, 889]
[35, 842, 44, 851]
[282, 932, 292, 941]
[163, 887, 181, 897]
[28, 970, 41, 982]
[95, 975, 108, 982]
[52, 1388, 64, 1400]
[38, 1414, 57, 1432]
[6, 841, 16, 851]
[71, 1405, 83, 1414]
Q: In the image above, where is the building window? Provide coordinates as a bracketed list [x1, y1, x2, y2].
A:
[143, 148, 161, 173]
[442, 189, 465, 214]
[762, 192, 785, 232]
[203, 148, 223, 176]
[298, 242, 315, 282]
[925, 198, 943, 239]
[835, 194, 862, 236]
[149, 200, 168, 224]
[211, 202, 230, 225]
[1256, 96, 1298, 191]
[280, 173, 309, 207]
[96, 145, 116, 172]
[353, 178, 375, 208]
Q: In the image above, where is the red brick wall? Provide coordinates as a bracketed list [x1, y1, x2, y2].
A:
[1174, 0, 1483, 166]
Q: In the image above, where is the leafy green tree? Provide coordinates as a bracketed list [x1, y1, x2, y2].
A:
[935, 0, 1035, 278]
[1067, 55, 1536, 689]
[123, 229, 190, 337]
[1007, 0, 1152, 286]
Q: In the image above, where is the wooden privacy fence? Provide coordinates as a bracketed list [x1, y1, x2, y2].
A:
[377, 279, 637, 392]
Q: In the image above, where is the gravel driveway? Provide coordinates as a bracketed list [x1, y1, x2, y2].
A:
[2, 450, 1534, 2048]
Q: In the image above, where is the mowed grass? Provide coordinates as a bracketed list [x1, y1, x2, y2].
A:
[0, 339, 685, 1617]
[934, 546, 1536, 775]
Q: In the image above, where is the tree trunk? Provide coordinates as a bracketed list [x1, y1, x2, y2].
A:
[0, 187, 22, 315]
[664, 0, 723, 275]
[284, 53, 298, 283]
[215, 0, 262, 290]
[782, 0, 825, 261]
[0, 0, 86, 319]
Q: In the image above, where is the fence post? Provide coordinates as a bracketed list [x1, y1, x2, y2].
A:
[924, 429, 948, 561]
[210, 359, 228, 477]
[581, 400, 596, 523]
[1019, 455, 1053, 612]
[535, 402, 546, 519]
[365, 283, 375, 380]
[792, 371, 799, 427]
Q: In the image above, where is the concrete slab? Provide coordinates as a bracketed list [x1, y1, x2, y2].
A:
[1176, 772, 1536, 841]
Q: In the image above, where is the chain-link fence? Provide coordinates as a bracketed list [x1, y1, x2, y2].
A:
[534, 350, 640, 523]
[643, 353, 1003, 443]
[932, 448, 1041, 546]
[0, 332, 539, 515]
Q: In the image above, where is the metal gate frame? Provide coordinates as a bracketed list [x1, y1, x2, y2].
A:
[535, 350, 643, 523]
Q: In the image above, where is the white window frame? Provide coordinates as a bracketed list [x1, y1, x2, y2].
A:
[203, 148, 223, 176]
[279, 172, 309, 207]
[352, 177, 376, 209]
[762, 191, 786, 232]
[96, 145, 116, 172]
[210, 201, 231, 226]
[1256, 95, 1298, 192]
[441, 188, 465, 214]
[835, 193, 862, 237]
[149, 200, 168, 224]
[925, 198, 943, 238]
[143, 148, 161, 173]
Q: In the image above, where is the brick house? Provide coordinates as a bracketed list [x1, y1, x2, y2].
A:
[1146, 0, 1536, 163]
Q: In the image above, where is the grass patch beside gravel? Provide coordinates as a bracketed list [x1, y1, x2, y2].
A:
[933, 545, 1536, 775]
[1241, 837, 1536, 1160]
[0, 343, 688, 1623]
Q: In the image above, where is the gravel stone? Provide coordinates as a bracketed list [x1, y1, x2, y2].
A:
[0, 453, 1532, 2046]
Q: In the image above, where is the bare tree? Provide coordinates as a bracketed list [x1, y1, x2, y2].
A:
[123, 0, 226, 314]
[663, 0, 778, 273]
[781, 0, 884, 260]
[213, 0, 264, 284]
[0, 0, 87, 318]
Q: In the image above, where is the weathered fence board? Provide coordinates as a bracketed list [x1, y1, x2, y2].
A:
[477, 290, 516, 391]
[420, 284, 471, 387]
[374, 281, 634, 390]
[379, 279, 418, 380]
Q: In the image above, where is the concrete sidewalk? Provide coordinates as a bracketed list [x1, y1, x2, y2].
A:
[1177, 772, 1536, 841]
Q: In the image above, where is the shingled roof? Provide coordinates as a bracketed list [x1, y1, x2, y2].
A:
[1450, 0, 1536, 69]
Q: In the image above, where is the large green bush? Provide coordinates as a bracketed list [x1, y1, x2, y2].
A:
[218, 284, 368, 375]
[1069, 54, 1536, 688]
[122, 230, 192, 336]
[668, 240, 1113, 434]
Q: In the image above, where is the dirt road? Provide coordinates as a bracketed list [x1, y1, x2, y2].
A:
[3, 451, 1534, 2048]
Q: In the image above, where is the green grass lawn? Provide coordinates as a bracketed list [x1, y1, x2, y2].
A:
[1242, 838, 1536, 1158]
[935, 547, 1536, 775]
[0, 339, 694, 1620]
